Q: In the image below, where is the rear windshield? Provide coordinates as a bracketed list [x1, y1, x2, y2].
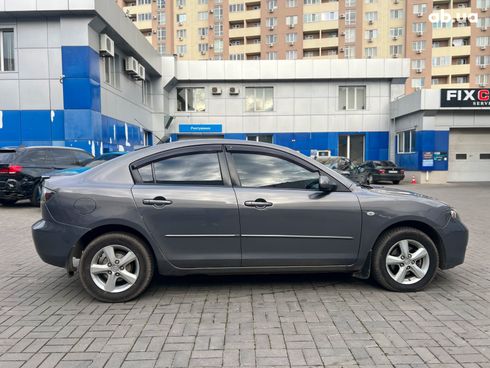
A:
[0, 150, 16, 164]
[374, 161, 396, 167]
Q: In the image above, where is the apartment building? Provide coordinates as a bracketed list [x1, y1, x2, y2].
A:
[120, 0, 489, 92]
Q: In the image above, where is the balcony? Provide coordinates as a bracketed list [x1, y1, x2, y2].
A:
[229, 43, 261, 54]
[303, 37, 338, 49]
[432, 63, 470, 76]
[432, 45, 471, 57]
[229, 26, 261, 38]
[433, 26, 471, 38]
[229, 9, 261, 22]
[303, 20, 338, 32]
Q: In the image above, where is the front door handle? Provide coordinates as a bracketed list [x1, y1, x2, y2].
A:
[143, 197, 173, 207]
[244, 198, 273, 209]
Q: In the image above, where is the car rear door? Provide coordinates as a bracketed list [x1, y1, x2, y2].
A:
[131, 145, 241, 268]
[225, 145, 362, 267]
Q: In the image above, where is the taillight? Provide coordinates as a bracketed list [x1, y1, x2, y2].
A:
[0, 165, 23, 174]
[400, 169, 405, 174]
[41, 186, 56, 205]
[378, 169, 385, 174]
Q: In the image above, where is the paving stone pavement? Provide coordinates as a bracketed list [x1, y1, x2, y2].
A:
[0, 183, 489, 368]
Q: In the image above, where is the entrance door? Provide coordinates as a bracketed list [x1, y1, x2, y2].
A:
[338, 135, 365, 164]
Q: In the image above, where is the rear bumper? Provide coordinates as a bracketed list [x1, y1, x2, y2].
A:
[373, 174, 405, 182]
[439, 219, 469, 269]
[32, 208, 89, 269]
[0, 179, 31, 200]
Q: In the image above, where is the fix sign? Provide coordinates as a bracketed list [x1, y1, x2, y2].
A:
[441, 89, 490, 108]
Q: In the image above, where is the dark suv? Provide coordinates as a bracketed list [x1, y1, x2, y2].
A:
[0, 146, 93, 206]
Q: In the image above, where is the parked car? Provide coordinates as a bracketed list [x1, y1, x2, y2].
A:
[312, 150, 332, 164]
[0, 146, 93, 206]
[352, 160, 405, 185]
[43, 152, 127, 178]
[320, 156, 355, 179]
[32, 140, 468, 302]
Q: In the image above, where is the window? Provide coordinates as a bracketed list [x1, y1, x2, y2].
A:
[177, 29, 186, 39]
[345, 11, 356, 25]
[0, 29, 14, 72]
[346, 0, 356, 6]
[286, 15, 298, 26]
[230, 53, 245, 60]
[103, 54, 120, 88]
[285, 33, 297, 43]
[455, 153, 467, 160]
[477, 0, 490, 9]
[267, 52, 277, 60]
[214, 23, 224, 37]
[477, 36, 490, 47]
[322, 12, 338, 21]
[177, 87, 205, 112]
[397, 130, 416, 154]
[390, 9, 404, 19]
[137, 0, 151, 4]
[287, 0, 297, 7]
[214, 39, 223, 52]
[390, 45, 403, 55]
[137, 13, 152, 21]
[480, 154, 490, 159]
[142, 80, 151, 106]
[413, 3, 427, 14]
[412, 59, 425, 70]
[198, 11, 208, 20]
[344, 46, 355, 59]
[412, 40, 426, 51]
[339, 86, 366, 110]
[229, 3, 244, 12]
[157, 29, 166, 41]
[304, 0, 321, 4]
[157, 0, 165, 8]
[432, 56, 450, 67]
[365, 47, 377, 58]
[477, 74, 489, 85]
[345, 29, 356, 43]
[364, 29, 377, 40]
[365, 12, 378, 22]
[198, 27, 209, 37]
[176, 45, 187, 55]
[245, 87, 273, 112]
[304, 13, 320, 23]
[177, 0, 185, 6]
[266, 34, 277, 45]
[390, 27, 403, 38]
[198, 43, 208, 53]
[286, 50, 298, 60]
[232, 153, 319, 189]
[247, 135, 273, 143]
[158, 12, 166, 25]
[19, 149, 51, 166]
[411, 78, 424, 88]
[412, 22, 426, 33]
[176, 13, 186, 23]
[140, 153, 223, 185]
[198, 0, 208, 4]
[266, 17, 277, 27]
[214, 5, 223, 20]
[268, 0, 277, 11]
[50, 150, 78, 166]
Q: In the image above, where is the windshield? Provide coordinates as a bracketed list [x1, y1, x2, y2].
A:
[0, 150, 16, 164]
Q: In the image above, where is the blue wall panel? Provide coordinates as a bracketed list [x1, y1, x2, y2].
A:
[61, 46, 100, 83]
[396, 130, 449, 171]
[0, 111, 21, 143]
[63, 78, 101, 111]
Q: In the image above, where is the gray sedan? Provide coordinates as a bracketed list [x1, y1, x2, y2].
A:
[32, 140, 468, 302]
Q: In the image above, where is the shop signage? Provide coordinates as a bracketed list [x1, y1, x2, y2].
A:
[441, 89, 490, 107]
[422, 151, 434, 167]
[179, 124, 222, 133]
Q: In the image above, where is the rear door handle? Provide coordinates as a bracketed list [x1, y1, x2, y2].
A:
[244, 198, 273, 208]
[143, 197, 173, 207]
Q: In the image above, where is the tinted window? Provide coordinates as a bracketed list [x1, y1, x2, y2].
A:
[73, 150, 93, 165]
[0, 150, 16, 164]
[18, 149, 51, 166]
[140, 153, 223, 185]
[232, 153, 319, 189]
[51, 149, 77, 166]
[456, 154, 467, 160]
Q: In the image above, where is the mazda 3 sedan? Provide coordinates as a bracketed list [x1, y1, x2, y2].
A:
[32, 140, 468, 302]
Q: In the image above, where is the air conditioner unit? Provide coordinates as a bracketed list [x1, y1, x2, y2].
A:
[289, 24, 295, 28]
[482, 26, 488, 31]
[416, 31, 424, 37]
[125, 57, 139, 75]
[481, 45, 487, 50]
[339, 47, 345, 52]
[178, 22, 183, 26]
[268, 7, 275, 13]
[416, 49, 423, 54]
[416, 68, 423, 73]
[480, 64, 487, 69]
[229, 87, 240, 95]
[417, 12, 424, 17]
[392, 53, 399, 58]
[209, 25, 214, 29]
[99, 34, 115, 57]
[480, 82, 488, 87]
[153, 15, 157, 20]
[340, 31, 346, 36]
[178, 4, 183, 9]
[209, 9, 214, 13]
[368, 20, 374, 25]
[482, 7, 488, 12]
[367, 55, 372, 59]
[201, 51, 206, 55]
[179, 37, 183, 41]
[289, 41, 295, 46]
[392, 36, 399, 41]
[268, 43, 274, 47]
[415, 87, 422, 91]
[340, 13, 345, 19]
[209, 44, 214, 49]
[201, 35, 206, 40]
[269, 25, 275, 30]
[368, 38, 373, 43]
[394, 0, 399, 3]
[211, 87, 222, 95]
[458, 3, 465, 8]
[136, 64, 146, 81]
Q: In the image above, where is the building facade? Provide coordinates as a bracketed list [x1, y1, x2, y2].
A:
[162, 58, 409, 162]
[0, 0, 165, 153]
[119, 0, 490, 93]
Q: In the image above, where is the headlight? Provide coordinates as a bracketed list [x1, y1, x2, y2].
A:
[450, 209, 459, 220]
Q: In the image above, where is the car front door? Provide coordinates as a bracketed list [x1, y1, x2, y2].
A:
[131, 145, 241, 268]
[226, 145, 362, 267]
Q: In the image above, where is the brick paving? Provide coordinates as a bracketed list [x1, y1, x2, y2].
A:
[0, 183, 489, 367]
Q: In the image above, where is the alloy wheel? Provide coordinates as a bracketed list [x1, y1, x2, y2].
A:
[385, 239, 430, 285]
[90, 245, 140, 293]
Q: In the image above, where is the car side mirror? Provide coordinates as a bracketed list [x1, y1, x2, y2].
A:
[319, 175, 337, 192]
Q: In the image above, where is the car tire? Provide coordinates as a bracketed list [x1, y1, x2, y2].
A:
[367, 175, 374, 185]
[30, 184, 41, 207]
[79, 232, 154, 303]
[0, 199, 17, 206]
[371, 227, 438, 292]
[393, 180, 400, 185]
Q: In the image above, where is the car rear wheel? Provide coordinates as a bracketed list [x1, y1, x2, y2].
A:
[366, 174, 374, 185]
[30, 184, 41, 207]
[371, 227, 438, 292]
[393, 180, 400, 185]
[79, 232, 154, 303]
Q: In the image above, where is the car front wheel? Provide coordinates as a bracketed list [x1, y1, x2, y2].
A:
[79, 232, 154, 302]
[371, 227, 438, 292]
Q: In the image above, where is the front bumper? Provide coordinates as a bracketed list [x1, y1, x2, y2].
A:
[32, 208, 89, 269]
[439, 219, 469, 269]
